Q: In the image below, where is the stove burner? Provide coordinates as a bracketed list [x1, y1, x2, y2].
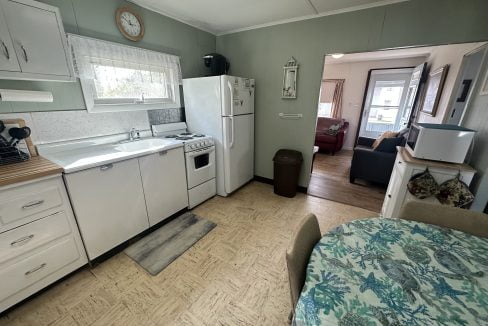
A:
[193, 134, 205, 137]
[165, 134, 178, 138]
[176, 136, 193, 140]
[179, 132, 193, 136]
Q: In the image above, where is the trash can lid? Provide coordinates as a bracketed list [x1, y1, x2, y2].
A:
[273, 149, 303, 164]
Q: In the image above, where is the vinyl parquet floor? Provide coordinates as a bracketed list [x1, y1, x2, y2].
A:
[0, 181, 376, 326]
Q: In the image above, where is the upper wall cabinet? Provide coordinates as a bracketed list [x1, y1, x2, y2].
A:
[0, 0, 74, 82]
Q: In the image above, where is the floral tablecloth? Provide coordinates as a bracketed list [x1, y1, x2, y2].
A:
[294, 218, 488, 325]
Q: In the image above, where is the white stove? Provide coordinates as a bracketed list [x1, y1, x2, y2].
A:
[152, 122, 216, 208]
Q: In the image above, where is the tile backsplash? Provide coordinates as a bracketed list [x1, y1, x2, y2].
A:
[0, 108, 185, 145]
[148, 108, 185, 125]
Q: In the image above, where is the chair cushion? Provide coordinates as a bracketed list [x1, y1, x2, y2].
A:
[372, 131, 399, 149]
[374, 137, 402, 152]
[316, 133, 337, 144]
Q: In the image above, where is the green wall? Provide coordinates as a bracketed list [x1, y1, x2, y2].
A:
[0, 0, 215, 113]
[216, 0, 488, 187]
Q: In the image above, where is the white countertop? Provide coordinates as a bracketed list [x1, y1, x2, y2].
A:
[41, 137, 183, 174]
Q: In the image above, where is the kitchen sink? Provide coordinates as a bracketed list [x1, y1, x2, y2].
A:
[114, 138, 173, 152]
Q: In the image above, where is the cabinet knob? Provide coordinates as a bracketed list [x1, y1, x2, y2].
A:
[22, 200, 44, 209]
[25, 263, 47, 276]
[11, 234, 35, 247]
[100, 163, 114, 171]
[398, 161, 402, 164]
[1, 41, 9, 60]
[388, 194, 392, 198]
[20, 44, 28, 62]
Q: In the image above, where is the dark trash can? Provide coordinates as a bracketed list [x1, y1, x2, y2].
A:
[273, 149, 303, 198]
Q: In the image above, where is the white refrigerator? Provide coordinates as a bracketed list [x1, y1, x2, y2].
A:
[183, 75, 255, 197]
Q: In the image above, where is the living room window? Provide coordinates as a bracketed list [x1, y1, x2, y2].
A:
[318, 79, 344, 118]
[318, 81, 335, 117]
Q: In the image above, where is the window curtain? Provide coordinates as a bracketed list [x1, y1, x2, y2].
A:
[325, 79, 345, 119]
[67, 34, 182, 84]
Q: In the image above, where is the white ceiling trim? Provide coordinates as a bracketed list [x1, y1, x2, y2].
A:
[219, 0, 409, 36]
[128, 0, 216, 35]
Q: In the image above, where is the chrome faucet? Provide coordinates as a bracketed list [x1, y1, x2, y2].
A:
[129, 128, 140, 141]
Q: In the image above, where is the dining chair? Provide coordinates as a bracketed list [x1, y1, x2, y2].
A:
[286, 213, 321, 322]
[399, 201, 488, 238]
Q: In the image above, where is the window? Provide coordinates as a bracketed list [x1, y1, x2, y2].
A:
[358, 68, 413, 138]
[317, 81, 336, 117]
[68, 34, 181, 112]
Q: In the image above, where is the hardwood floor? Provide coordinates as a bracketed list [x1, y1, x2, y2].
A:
[308, 150, 386, 212]
[0, 181, 375, 326]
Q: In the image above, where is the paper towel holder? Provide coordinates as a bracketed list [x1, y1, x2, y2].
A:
[0, 89, 54, 103]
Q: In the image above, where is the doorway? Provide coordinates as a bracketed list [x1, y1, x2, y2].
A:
[358, 68, 413, 139]
[308, 42, 485, 213]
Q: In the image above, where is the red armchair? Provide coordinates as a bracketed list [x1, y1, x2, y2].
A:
[314, 117, 349, 155]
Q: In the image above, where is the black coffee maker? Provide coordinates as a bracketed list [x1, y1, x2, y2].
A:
[203, 53, 230, 76]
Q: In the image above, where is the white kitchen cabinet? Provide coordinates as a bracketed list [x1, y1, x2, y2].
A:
[64, 158, 149, 260]
[0, 0, 73, 81]
[381, 148, 476, 218]
[139, 147, 188, 226]
[0, 3, 20, 72]
[0, 175, 87, 313]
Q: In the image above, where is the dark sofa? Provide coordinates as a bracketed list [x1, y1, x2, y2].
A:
[349, 130, 408, 186]
[314, 117, 349, 155]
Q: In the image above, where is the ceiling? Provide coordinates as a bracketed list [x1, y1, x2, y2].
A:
[324, 46, 434, 64]
[130, 0, 409, 35]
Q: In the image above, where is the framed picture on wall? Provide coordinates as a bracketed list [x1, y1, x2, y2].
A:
[420, 65, 449, 116]
[480, 68, 488, 96]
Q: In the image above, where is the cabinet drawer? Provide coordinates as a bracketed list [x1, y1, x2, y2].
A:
[0, 178, 63, 228]
[0, 236, 80, 302]
[0, 211, 71, 264]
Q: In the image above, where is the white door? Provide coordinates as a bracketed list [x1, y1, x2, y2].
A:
[0, 4, 19, 72]
[2, 0, 70, 76]
[222, 114, 254, 194]
[221, 75, 255, 116]
[359, 68, 413, 138]
[139, 148, 188, 227]
[399, 63, 426, 129]
[64, 159, 148, 260]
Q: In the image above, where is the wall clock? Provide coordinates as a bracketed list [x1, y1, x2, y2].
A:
[115, 7, 144, 42]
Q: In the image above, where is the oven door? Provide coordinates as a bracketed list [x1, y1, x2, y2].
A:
[185, 146, 216, 189]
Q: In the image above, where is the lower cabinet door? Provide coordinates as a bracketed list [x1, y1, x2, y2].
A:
[139, 148, 189, 226]
[64, 158, 149, 260]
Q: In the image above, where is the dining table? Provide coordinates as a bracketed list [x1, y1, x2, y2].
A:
[293, 218, 488, 325]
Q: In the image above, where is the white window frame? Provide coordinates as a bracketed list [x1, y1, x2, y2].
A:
[68, 34, 181, 113]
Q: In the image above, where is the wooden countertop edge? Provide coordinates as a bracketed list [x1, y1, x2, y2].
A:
[397, 147, 476, 173]
[0, 156, 63, 188]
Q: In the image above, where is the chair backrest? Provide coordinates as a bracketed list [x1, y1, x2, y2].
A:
[286, 213, 321, 311]
[399, 201, 488, 238]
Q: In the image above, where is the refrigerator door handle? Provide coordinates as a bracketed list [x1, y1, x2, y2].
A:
[229, 117, 235, 148]
[227, 81, 234, 116]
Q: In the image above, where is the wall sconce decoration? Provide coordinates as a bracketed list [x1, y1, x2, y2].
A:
[282, 57, 298, 99]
